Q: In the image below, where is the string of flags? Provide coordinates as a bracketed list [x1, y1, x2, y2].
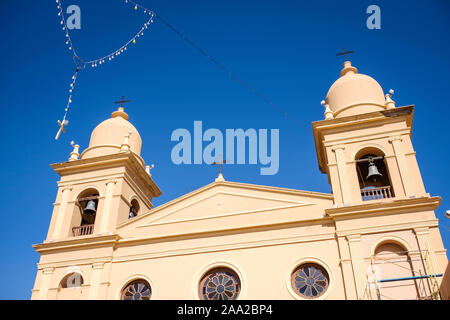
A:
[54, 0, 155, 140]
[54, 0, 309, 143]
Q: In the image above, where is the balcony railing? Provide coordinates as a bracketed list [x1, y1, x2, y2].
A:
[72, 224, 94, 237]
[361, 186, 393, 201]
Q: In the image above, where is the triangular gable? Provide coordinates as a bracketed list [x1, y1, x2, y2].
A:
[118, 181, 333, 240]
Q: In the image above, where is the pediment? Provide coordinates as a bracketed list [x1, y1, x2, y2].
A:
[118, 181, 333, 239]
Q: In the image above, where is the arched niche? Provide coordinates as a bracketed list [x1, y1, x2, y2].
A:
[69, 188, 100, 237]
[355, 147, 394, 201]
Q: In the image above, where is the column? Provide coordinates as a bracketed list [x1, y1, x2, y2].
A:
[346, 234, 367, 299]
[332, 145, 352, 206]
[98, 179, 117, 233]
[52, 186, 72, 239]
[37, 267, 55, 300]
[88, 262, 105, 300]
[389, 136, 414, 197]
[337, 236, 357, 299]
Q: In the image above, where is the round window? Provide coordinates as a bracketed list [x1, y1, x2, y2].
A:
[199, 268, 240, 300]
[291, 263, 329, 299]
[121, 280, 151, 300]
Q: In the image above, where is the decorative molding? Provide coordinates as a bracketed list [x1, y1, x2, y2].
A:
[323, 128, 410, 148]
[369, 235, 413, 255]
[346, 234, 361, 242]
[326, 196, 441, 219]
[33, 234, 120, 253]
[37, 256, 113, 270]
[414, 226, 430, 236]
[351, 142, 389, 160]
[336, 219, 439, 237]
[105, 179, 118, 185]
[331, 145, 346, 152]
[92, 262, 105, 270]
[388, 135, 403, 143]
[57, 174, 122, 188]
[113, 232, 337, 264]
[42, 267, 55, 275]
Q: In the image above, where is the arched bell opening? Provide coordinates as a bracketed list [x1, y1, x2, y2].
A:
[129, 199, 140, 219]
[72, 188, 99, 236]
[355, 149, 394, 201]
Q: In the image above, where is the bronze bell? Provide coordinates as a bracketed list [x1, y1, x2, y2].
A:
[129, 206, 137, 219]
[367, 160, 382, 182]
[83, 200, 97, 215]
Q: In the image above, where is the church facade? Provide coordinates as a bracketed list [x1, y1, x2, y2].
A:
[31, 61, 449, 300]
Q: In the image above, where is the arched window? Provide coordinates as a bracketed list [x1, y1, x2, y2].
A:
[355, 149, 394, 201]
[60, 272, 84, 288]
[291, 263, 329, 299]
[199, 267, 240, 300]
[121, 279, 152, 300]
[129, 199, 140, 219]
[73, 188, 99, 236]
[372, 242, 420, 300]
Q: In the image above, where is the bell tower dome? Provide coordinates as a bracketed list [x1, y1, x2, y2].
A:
[81, 106, 144, 166]
[325, 61, 386, 118]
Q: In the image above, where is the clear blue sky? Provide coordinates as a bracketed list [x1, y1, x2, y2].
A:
[0, 0, 449, 299]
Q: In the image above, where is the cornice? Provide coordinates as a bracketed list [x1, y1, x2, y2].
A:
[51, 152, 162, 198]
[312, 105, 414, 173]
[113, 231, 337, 263]
[33, 234, 120, 253]
[322, 128, 410, 148]
[325, 196, 441, 220]
[335, 219, 439, 237]
[37, 256, 113, 270]
[312, 105, 414, 131]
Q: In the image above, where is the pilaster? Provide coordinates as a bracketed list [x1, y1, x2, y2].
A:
[389, 135, 414, 197]
[346, 234, 367, 299]
[88, 262, 105, 300]
[52, 185, 73, 239]
[37, 267, 55, 300]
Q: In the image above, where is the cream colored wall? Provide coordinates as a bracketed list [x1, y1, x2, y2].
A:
[32, 177, 448, 300]
[108, 236, 344, 300]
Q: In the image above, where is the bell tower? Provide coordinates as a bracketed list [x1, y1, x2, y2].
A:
[45, 105, 161, 241]
[32, 103, 161, 300]
[312, 60, 428, 207]
[311, 61, 447, 300]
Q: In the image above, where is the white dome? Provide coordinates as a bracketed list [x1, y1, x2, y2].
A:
[325, 61, 386, 118]
[81, 107, 143, 161]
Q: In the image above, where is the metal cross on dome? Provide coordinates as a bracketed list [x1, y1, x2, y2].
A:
[115, 96, 131, 108]
[336, 47, 354, 61]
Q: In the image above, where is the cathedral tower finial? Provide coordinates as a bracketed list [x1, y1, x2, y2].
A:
[112, 96, 131, 120]
[340, 60, 358, 77]
[68, 141, 80, 161]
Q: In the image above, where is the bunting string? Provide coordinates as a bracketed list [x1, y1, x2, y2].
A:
[54, 0, 309, 142]
[125, 0, 310, 131]
[54, 0, 155, 140]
